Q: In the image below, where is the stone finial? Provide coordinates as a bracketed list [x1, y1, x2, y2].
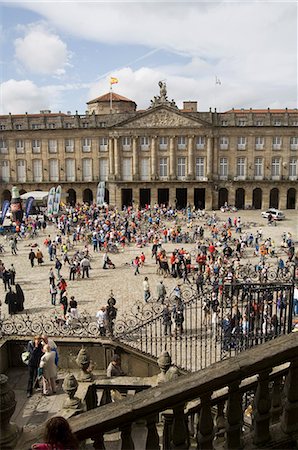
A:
[0, 374, 21, 449]
[158, 351, 172, 374]
[76, 347, 93, 382]
[157, 352, 179, 384]
[62, 374, 82, 410]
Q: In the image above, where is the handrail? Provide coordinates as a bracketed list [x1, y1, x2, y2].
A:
[17, 333, 298, 449]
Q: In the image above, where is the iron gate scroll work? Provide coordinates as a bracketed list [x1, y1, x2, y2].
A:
[0, 281, 294, 372]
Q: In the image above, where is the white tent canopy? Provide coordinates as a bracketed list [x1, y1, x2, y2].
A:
[20, 191, 49, 201]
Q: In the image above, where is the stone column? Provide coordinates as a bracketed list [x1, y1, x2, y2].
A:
[132, 136, 139, 181]
[279, 185, 287, 210]
[206, 136, 214, 180]
[108, 137, 114, 179]
[187, 135, 194, 179]
[151, 136, 157, 180]
[114, 137, 120, 180]
[132, 187, 140, 208]
[169, 136, 176, 179]
[245, 187, 253, 209]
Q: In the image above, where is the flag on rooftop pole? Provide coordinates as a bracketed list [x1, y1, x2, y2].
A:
[109, 77, 118, 113]
[110, 77, 118, 85]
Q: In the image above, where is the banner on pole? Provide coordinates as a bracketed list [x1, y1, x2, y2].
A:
[25, 196, 35, 218]
[0, 200, 10, 225]
[47, 187, 55, 216]
[96, 181, 105, 206]
[53, 185, 62, 215]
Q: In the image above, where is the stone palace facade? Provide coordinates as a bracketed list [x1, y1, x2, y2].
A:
[0, 83, 297, 210]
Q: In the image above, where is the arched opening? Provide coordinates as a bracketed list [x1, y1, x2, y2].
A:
[218, 188, 228, 208]
[176, 188, 187, 209]
[19, 189, 27, 196]
[287, 188, 296, 209]
[104, 188, 109, 205]
[83, 188, 93, 204]
[158, 188, 169, 207]
[2, 189, 11, 203]
[121, 189, 133, 209]
[235, 188, 245, 209]
[252, 188, 262, 209]
[269, 188, 279, 209]
[194, 188, 206, 209]
[140, 188, 151, 208]
[67, 189, 77, 206]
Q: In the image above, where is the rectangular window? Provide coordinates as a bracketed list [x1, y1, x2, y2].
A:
[291, 121, 298, 126]
[32, 124, 40, 130]
[0, 139, 8, 154]
[65, 123, 72, 129]
[177, 136, 186, 150]
[122, 136, 131, 151]
[238, 119, 246, 126]
[33, 159, 42, 182]
[255, 120, 264, 126]
[82, 158, 92, 181]
[17, 160, 26, 182]
[65, 139, 74, 153]
[16, 140, 24, 154]
[49, 159, 59, 181]
[82, 122, 88, 128]
[237, 136, 246, 150]
[15, 124, 22, 130]
[219, 157, 228, 178]
[219, 137, 229, 150]
[255, 137, 264, 150]
[140, 158, 150, 181]
[272, 136, 282, 150]
[48, 123, 56, 129]
[122, 157, 132, 181]
[0, 160, 9, 182]
[221, 120, 228, 126]
[0, 125, 6, 130]
[66, 159, 75, 182]
[196, 136, 205, 149]
[271, 158, 280, 177]
[140, 136, 149, 150]
[290, 137, 298, 150]
[177, 157, 186, 179]
[273, 119, 281, 126]
[159, 157, 168, 177]
[99, 159, 108, 181]
[99, 137, 108, 152]
[195, 157, 205, 179]
[159, 136, 168, 150]
[236, 157, 246, 178]
[82, 138, 91, 152]
[254, 157, 263, 178]
[32, 139, 41, 153]
[289, 158, 297, 178]
[48, 139, 57, 153]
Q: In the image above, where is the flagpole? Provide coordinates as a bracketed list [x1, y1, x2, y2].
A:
[110, 84, 112, 114]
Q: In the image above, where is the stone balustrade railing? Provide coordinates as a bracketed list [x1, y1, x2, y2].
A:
[16, 333, 298, 449]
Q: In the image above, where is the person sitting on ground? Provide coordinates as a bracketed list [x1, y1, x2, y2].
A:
[106, 354, 125, 377]
[31, 416, 79, 450]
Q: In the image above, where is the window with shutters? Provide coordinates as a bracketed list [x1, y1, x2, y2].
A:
[33, 159, 42, 182]
[122, 136, 131, 151]
[177, 136, 186, 150]
[289, 158, 297, 179]
[48, 139, 57, 153]
[17, 160, 26, 182]
[236, 157, 246, 178]
[0, 139, 8, 154]
[219, 157, 228, 179]
[122, 158, 132, 180]
[99, 159, 108, 181]
[82, 138, 91, 152]
[254, 157, 263, 178]
[195, 157, 205, 179]
[0, 160, 9, 182]
[82, 158, 92, 181]
[99, 137, 108, 152]
[271, 158, 280, 177]
[65, 139, 74, 153]
[49, 159, 59, 181]
[237, 136, 247, 150]
[272, 136, 282, 150]
[177, 157, 186, 179]
[219, 137, 229, 150]
[196, 136, 205, 149]
[32, 139, 41, 153]
[16, 140, 24, 154]
[159, 136, 168, 150]
[140, 136, 149, 150]
[290, 137, 298, 150]
[66, 159, 75, 182]
[140, 158, 150, 181]
[159, 158, 168, 178]
[255, 137, 264, 150]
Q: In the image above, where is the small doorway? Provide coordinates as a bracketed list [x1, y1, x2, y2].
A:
[218, 188, 228, 208]
[121, 189, 133, 209]
[287, 188, 296, 209]
[269, 188, 279, 209]
[176, 188, 187, 209]
[105, 189, 110, 205]
[67, 189, 77, 206]
[194, 188, 206, 209]
[235, 188, 245, 209]
[252, 188, 262, 209]
[1, 190, 11, 202]
[158, 188, 169, 206]
[83, 188, 93, 204]
[140, 189, 151, 208]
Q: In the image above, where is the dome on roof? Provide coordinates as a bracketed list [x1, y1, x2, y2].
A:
[87, 92, 137, 115]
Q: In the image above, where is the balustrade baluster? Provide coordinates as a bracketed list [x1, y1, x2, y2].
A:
[253, 369, 271, 445]
[162, 411, 173, 450]
[120, 423, 135, 450]
[281, 358, 298, 434]
[270, 377, 283, 423]
[172, 404, 189, 449]
[226, 381, 242, 449]
[197, 392, 214, 449]
[92, 432, 105, 450]
[146, 414, 160, 450]
[214, 400, 225, 444]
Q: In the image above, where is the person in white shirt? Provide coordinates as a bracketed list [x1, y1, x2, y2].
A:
[96, 306, 107, 336]
[143, 277, 151, 303]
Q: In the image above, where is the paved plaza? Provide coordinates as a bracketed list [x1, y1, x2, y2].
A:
[0, 210, 297, 322]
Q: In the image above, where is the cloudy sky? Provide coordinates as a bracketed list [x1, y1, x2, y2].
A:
[0, 1, 297, 114]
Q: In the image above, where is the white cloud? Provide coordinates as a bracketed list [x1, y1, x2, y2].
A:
[14, 23, 70, 76]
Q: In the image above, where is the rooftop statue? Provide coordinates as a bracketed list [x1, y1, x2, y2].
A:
[149, 81, 178, 109]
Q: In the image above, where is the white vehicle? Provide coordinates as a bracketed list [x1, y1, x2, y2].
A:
[261, 208, 285, 220]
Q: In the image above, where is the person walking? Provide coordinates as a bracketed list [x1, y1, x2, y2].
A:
[80, 256, 91, 278]
[133, 256, 140, 275]
[162, 304, 172, 336]
[55, 257, 62, 278]
[39, 344, 57, 395]
[29, 249, 36, 268]
[36, 248, 44, 266]
[58, 278, 67, 302]
[156, 280, 167, 303]
[10, 264, 16, 286]
[96, 306, 107, 336]
[69, 296, 78, 319]
[106, 354, 125, 377]
[143, 277, 151, 303]
[60, 291, 68, 319]
[50, 282, 57, 306]
[26, 335, 43, 398]
[2, 267, 11, 291]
